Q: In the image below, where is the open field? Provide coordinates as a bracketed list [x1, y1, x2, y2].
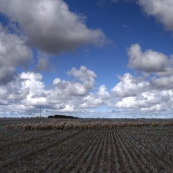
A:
[1, 118, 173, 173]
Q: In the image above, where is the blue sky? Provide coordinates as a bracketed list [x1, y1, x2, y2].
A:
[0, 0, 173, 118]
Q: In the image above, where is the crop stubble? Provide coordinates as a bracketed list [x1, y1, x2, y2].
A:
[0, 126, 173, 173]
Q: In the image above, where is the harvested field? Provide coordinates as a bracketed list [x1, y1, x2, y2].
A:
[1, 118, 173, 173]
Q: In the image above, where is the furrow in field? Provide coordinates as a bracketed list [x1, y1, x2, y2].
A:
[126, 128, 173, 166]
[113, 129, 138, 173]
[55, 130, 100, 172]
[0, 130, 82, 171]
[110, 129, 124, 173]
[0, 130, 61, 149]
[106, 130, 111, 173]
[11, 130, 96, 172]
[132, 127, 173, 163]
[123, 128, 173, 172]
[97, 129, 107, 173]
[0, 130, 72, 166]
[65, 130, 102, 172]
[101, 130, 111, 173]
[38, 130, 93, 171]
[122, 128, 161, 172]
[109, 130, 120, 173]
[0, 131, 63, 155]
[118, 129, 151, 173]
[88, 129, 107, 173]
[82, 130, 104, 173]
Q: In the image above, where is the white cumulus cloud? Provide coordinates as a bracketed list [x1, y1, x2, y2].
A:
[111, 73, 149, 97]
[20, 72, 45, 98]
[138, 0, 173, 32]
[97, 85, 110, 100]
[0, 0, 109, 55]
[53, 66, 96, 96]
[80, 95, 104, 108]
[127, 43, 169, 73]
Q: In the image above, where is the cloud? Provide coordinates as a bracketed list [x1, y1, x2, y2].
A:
[4, 66, 107, 115]
[141, 90, 162, 105]
[0, 75, 30, 105]
[115, 96, 147, 109]
[1, 66, 173, 118]
[110, 69, 173, 114]
[140, 104, 162, 112]
[0, 24, 32, 85]
[68, 66, 96, 89]
[114, 89, 172, 111]
[79, 85, 110, 108]
[109, 43, 173, 115]
[68, 66, 97, 79]
[53, 78, 90, 96]
[97, 85, 110, 100]
[53, 66, 96, 96]
[19, 72, 54, 108]
[0, 67, 17, 85]
[8, 87, 30, 101]
[0, 86, 9, 101]
[13, 67, 99, 114]
[0, 24, 34, 105]
[151, 75, 173, 90]
[80, 94, 104, 108]
[111, 73, 149, 97]
[0, 24, 32, 68]
[127, 43, 169, 73]
[137, 0, 173, 32]
[0, 0, 109, 55]
[56, 104, 75, 113]
[34, 53, 53, 72]
[3, 66, 97, 114]
[20, 72, 45, 98]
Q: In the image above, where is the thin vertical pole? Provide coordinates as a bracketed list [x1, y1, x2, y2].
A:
[40, 106, 41, 117]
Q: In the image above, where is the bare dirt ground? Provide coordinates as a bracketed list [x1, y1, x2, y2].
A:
[1, 123, 173, 172]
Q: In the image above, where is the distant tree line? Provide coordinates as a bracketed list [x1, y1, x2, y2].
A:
[48, 114, 78, 119]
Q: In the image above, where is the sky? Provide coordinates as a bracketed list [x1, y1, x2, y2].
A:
[0, 0, 173, 118]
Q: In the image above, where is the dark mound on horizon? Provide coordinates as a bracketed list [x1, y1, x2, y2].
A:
[48, 114, 78, 119]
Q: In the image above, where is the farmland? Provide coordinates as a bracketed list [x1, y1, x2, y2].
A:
[1, 118, 173, 173]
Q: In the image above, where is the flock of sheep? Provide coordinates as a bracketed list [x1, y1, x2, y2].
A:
[5, 120, 173, 130]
